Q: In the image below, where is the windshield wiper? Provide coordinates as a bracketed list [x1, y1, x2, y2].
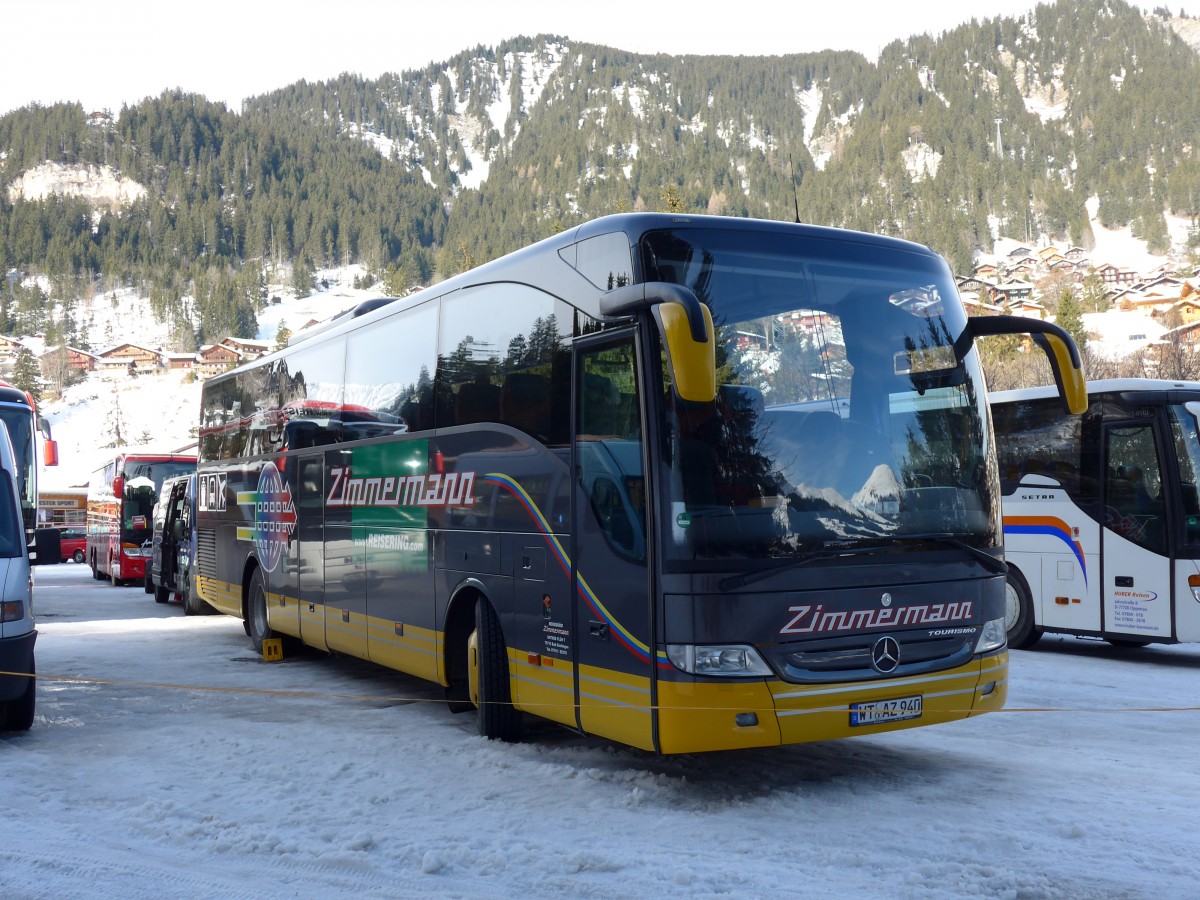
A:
[717, 534, 1006, 592]
[897, 533, 1008, 575]
[718, 545, 892, 592]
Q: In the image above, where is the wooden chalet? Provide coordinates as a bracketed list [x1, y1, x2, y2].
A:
[195, 344, 243, 378]
[96, 342, 161, 372]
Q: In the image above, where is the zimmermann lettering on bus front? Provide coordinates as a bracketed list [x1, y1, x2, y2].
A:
[326, 467, 477, 508]
[780, 602, 974, 635]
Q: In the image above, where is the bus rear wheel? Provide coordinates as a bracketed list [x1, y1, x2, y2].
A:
[473, 598, 521, 742]
[247, 568, 279, 653]
[1005, 567, 1042, 650]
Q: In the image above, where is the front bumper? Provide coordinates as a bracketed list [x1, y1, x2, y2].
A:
[0, 629, 36, 702]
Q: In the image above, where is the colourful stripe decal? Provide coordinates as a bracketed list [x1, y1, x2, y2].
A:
[481, 473, 671, 669]
[1003, 515, 1087, 586]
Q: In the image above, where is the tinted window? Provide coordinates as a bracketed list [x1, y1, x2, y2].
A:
[993, 398, 1094, 502]
[437, 285, 571, 446]
[280, 338, 347, 449]
[0, 473, 20, 558]
[569, 232, 635, 291]
[1105, 424, 1166, 553]
[343, 301, 438, 437]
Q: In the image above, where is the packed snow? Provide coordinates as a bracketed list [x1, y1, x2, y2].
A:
[2, 564, 1198, 898]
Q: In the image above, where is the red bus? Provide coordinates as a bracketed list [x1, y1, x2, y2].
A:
[87, 451, 196, 585]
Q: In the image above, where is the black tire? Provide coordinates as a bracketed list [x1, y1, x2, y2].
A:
[144, 573, 154, 594]
[154, 584, 170, 604]
[247, 567, 275, 653]
[91, 555, 104, 581]
[1005, 567, 1042, 650]
[1, 659, 35, 733]
[182, 572, 199, 615]
[72, 550, 84, 564]
[474, 598, 521, 741]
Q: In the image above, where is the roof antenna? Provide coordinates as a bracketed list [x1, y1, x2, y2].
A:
[789, 152, 802, 224]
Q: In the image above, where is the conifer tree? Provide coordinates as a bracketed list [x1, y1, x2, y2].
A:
[1056, 289, 1088, 356]
[10, 347, 42, 405]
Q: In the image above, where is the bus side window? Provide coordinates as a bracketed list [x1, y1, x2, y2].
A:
[500, 373, 552, 442]
[455, 368, 501, 425]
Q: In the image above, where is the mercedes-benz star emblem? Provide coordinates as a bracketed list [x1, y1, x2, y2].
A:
[871, 636, 901, 674]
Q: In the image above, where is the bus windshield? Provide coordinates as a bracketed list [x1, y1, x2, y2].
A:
[642, 227, 999, 562]
[0, 405, 35, 514]
[121, 460, 196, 545]
[1170, 401, 1200, 546]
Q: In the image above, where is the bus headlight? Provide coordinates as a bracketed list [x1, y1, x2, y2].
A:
[974, 617, 1007, 655]
[666, 644, 773, 677]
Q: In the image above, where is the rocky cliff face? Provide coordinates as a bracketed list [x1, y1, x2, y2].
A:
[5, 162, 146, 209]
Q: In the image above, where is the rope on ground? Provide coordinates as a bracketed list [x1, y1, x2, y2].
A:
[3, 671, 1199, 714]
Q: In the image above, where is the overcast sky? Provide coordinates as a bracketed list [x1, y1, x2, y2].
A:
[1, 1, 1139, 117]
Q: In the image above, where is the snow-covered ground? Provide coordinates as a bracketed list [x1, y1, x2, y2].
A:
[989, 198, 1192, 274]
[4, 564, 1199, 898]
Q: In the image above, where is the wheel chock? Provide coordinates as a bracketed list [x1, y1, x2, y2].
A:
[262, 638, 283, 662]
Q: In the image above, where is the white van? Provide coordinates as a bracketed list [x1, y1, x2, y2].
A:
[0, 419, 34, 731]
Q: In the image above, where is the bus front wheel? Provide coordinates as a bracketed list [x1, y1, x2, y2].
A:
[473, 598, 521, 742]
[1005, 567, 1042, 650]
[183, 572, 210, 616]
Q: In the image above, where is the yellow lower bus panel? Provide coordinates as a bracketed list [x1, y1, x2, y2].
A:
[508, 651, 578, 728]
[656, 653, 1008, 755]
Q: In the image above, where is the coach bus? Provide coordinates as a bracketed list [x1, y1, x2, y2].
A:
[0, 381, 58, 563]
[88, 451, 197, 585]
[993, 378, 1200, 649]
[195, 213, 1084, 754]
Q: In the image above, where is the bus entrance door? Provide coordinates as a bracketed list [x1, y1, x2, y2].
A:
[1101, 422, 1173, 640]
[297, 454, 329, 651]
[572, 334, 655, 751]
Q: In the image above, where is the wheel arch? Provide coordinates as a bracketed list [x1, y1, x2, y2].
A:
[442, 577, 492, 691]
[240, 554, 262, 622]
[1004, 560, 1042, 649]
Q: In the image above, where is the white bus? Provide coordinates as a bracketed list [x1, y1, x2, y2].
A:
[991, 378, 1200, 648]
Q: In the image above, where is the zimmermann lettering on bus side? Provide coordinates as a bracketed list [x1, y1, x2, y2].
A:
[780, 602, 974, 635]
[326, 467, 477, 508]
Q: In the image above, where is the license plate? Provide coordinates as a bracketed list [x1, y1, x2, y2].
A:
[849, 694, 923, 726]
